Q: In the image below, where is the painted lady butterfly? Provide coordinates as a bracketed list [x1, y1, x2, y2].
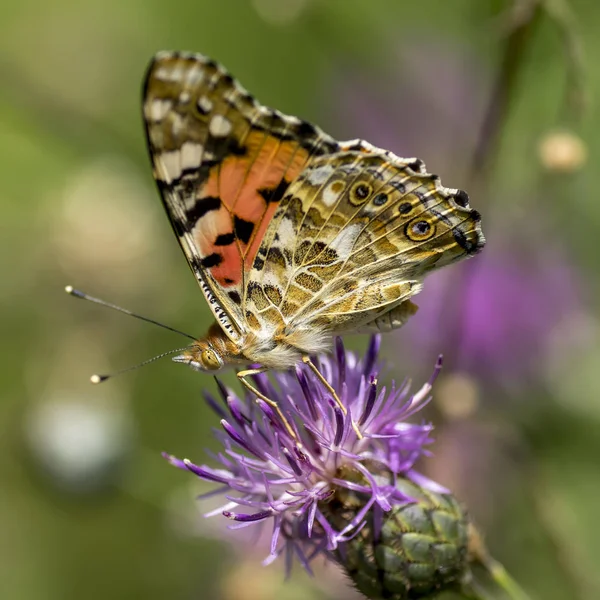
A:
[143, 51, 485, 428]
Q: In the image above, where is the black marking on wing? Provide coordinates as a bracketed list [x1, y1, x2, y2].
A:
[228, 290, 242, 304]
[266, 247, 287, 268]
[454, 190, 470, 208]
[414, 190, 431, 207]
[294, 120, 318, 138]
[407, 159, 424, 172]
[186, 196, 222, 228]
[253, 256, 265, 271]
[234, 216, 255, 245]
[389, 180, 406, 194]
[258, 179, 289, 204]
[215, 232, 236, 246]
[200, 253, 223, 268]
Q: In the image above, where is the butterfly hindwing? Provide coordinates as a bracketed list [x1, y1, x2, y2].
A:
[143, 51, 340, 341]
[244, 143, 484, 338]
[143, 51, 485, 360]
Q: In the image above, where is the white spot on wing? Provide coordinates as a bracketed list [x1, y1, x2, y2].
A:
[185, 66, 205, 86]
[330, 224, 362, 259]
[158, 151, 181, 182]
[147, 99, 171, 122]
[277, 218, 296, 242]
[262, 271, 283, 288]
[170, 113, 185, 136]
[155, 65, 184, 82]
[306, 164, 334, 186]
[322, 181, 342, 207]
[209, 115, 232, 137]
[180, 142, 203, 171]
[197, 96, 213, 113]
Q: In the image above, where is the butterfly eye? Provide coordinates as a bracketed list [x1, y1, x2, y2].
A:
[405, 219, 436, 241]
[349, 182, 373, 205]
[200, 347, 223, 371]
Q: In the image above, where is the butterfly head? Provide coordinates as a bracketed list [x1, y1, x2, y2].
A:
[173, 337, 230, 372]
[172, 342, 224, 372]
[172, 323, 242, 373]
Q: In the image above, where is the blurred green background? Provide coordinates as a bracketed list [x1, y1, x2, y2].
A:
[2, 1, 599, 599]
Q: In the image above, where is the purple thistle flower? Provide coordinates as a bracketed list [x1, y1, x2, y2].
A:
[164, 335, 446, 574]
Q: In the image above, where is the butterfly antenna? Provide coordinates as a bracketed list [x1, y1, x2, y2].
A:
[65, 286, 197, 341]
[90, 347, 191, 384]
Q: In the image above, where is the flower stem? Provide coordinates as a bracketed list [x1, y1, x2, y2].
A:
[470, 0, 586, 182]
[461, 557, 533, 600]
[470, 0, 542, 183]
[486, 557, 533, 600]
[460, 582, 492, 600]
[543, 0, 588, 125]
[466, 525, 532, 600]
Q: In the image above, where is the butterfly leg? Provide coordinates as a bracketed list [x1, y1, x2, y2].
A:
[237, 367, 298, 440]
[301, 356, 363, 440]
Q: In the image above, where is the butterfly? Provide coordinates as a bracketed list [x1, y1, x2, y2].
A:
[142, 51, 485, 431]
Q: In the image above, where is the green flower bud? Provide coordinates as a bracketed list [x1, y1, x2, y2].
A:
[321, 467, 473, 599]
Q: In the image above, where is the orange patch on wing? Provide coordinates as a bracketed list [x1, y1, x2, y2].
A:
[195, 132, 309, 287]
[244, 141, 308, 269]
[192, 206, 243, 286]
[245, 202, 278, 270]
[210, 243, 242, 286]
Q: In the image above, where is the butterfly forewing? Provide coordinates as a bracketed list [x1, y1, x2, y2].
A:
[143, 51, 340, 341]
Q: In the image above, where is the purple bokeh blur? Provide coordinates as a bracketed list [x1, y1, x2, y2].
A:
[404, 218, 585, 384]
[326, 37, 487, 177]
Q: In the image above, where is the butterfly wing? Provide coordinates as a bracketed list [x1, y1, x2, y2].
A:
[143, 51, 340, 342]
[244, 142, 485, 347]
